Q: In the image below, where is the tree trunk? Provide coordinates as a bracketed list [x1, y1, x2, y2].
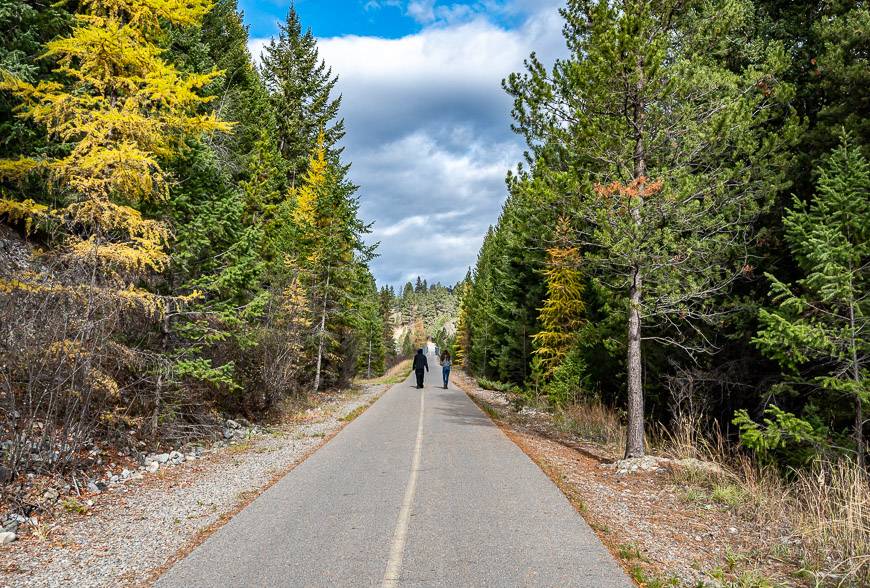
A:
[849, 296, 864, 468]
[625, 54, 647, 459]
[856, 394, 864, 470]
[625, 268, 645, 458]
[367, 334, 372, 380]
[313, 269, 330, 393]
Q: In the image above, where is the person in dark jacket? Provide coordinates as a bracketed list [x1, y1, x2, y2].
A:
[412, 349, 428, 388]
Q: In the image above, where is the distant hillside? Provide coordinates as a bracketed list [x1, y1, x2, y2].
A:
[382, 277, 460, 355]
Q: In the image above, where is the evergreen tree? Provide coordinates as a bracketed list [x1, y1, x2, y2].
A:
[454, 277, 472, 367]
[379, 286, 398, 364]
[504, 0, 795, 457]
[292, 136, 372, 392]
[401, 330, 414, 358]
[754, 136, 869, 466]
[259, 4, 344, 187]
[353, 269, 386, 379]
[0, 0, 70, 159]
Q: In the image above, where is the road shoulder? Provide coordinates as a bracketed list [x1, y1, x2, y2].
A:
[0, 384, 388, 588]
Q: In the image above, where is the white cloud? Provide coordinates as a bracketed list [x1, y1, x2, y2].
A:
[248, 1, 567, 287]
[407, 0, 436, 23]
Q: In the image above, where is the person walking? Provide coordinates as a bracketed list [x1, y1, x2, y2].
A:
[440, 350, 452, 389]
[413, 348, 428, 389]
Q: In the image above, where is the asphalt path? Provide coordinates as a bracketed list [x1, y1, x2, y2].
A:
[157, 352, 631, 587]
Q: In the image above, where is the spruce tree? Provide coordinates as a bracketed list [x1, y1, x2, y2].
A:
[259, 4, 345, 187]
[379, 286, 398, 365]
[454, 278, 472, 368]
[292, 136, 372, 392]
[754, 136, 869, 466]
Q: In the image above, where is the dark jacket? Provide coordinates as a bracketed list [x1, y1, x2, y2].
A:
[413, 352, 428, 371]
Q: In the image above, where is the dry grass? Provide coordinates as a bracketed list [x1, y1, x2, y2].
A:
[683, 454, 869, 586]
[356, 359, 412, 386]
[340, 405, 368, 422]
[556, 402, 626, 454]
[558, 400, 869, 586]
[792, 460, 870, 585]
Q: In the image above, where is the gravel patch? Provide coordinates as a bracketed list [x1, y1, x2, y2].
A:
[0, 384, 387, 588]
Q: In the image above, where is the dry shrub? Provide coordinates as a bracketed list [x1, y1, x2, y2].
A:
[659, 417, 868, 584]
[0, 259, 159, 493]
[666, 440, 868, 585]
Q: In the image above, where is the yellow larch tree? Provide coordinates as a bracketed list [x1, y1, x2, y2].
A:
[531, 216, 585, 380]
[0, 0, 230, 276]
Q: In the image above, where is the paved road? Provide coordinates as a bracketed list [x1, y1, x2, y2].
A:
[157, 353, 631, 587]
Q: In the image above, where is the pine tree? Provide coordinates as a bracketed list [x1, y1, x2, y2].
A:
[292, 135, 372, 392]
[467, 228, 498, 377]
[353, 270, 386, 378]
[454, 278, 472, 368]
[504, 0, 796, 457]
[401, 330, 414, 358]
[259, 3, 344, 187]
[754, 136, 869, 467]
[379, 286, 398, 365]
[531, 217, 585, 380]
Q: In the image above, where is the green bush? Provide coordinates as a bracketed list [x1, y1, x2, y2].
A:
[733, 405, 824, 466]
[542, 348, 591, 409]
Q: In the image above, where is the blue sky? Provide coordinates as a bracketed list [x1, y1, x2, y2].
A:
[241, 0, 419, 38]
[244, 0, 567, 287]
[241, 0, 530, 38]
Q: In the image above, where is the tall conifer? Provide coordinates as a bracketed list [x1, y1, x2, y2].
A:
[259, 4, 345, 186]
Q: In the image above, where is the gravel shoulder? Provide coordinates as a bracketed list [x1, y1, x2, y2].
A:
[0, 384, 388, 588]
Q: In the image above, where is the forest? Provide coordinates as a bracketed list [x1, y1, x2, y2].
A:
[457, 0, 867, 468]
[0, 0, 395, 490]
[450, 3, 868, 579]
[389, 277, 461, 357]
[0, 0, 867, 582]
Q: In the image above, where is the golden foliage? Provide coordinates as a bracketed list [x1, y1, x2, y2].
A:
[0, 157, 41, 181]
[279, 274, 313, 330]
[86, 368, 121, 398]
[292, 132, 329, 227]
[0, 0, 229, 275]
[0, 274, 178, 320]
[46, 339, 88, 360]
[531, 217, 585, 379]
[0, 198, 49, 235]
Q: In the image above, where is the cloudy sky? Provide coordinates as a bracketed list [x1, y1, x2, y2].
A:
[244, 0, 567, 288]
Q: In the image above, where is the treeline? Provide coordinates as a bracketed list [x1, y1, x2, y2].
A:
[456, 0, 868, 464]
[0, 0, 386, 483]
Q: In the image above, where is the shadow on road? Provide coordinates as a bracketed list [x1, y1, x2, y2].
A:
[430, 389, 492, 428]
